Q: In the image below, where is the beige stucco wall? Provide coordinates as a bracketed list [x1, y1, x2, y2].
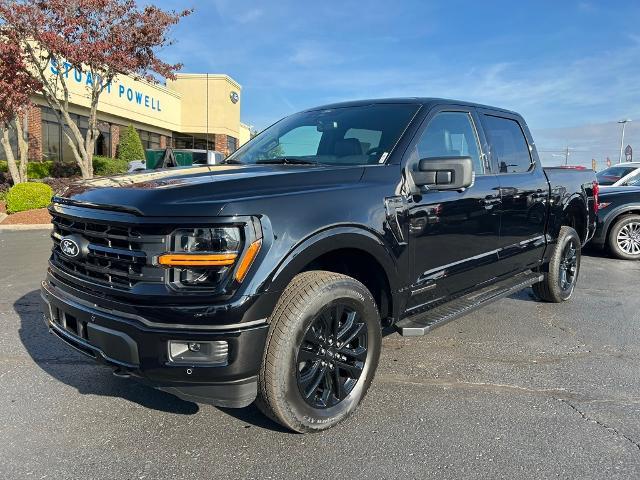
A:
[35, 64, 246, 140]
[239, 122, 252, 146]
[166, 74, 242, 139]
[42, 62, 183, 132]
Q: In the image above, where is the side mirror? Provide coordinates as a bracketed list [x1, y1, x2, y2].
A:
[412, 156, 473, 190]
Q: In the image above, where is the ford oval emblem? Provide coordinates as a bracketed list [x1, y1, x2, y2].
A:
[60, 237, 80, 258]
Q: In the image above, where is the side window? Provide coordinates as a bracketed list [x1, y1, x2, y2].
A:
[482, 115, 532, 174]
[416, 112, 483, 174]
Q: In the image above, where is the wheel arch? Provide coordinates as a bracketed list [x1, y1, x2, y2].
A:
[553, 195, 588, 243]
[265, 226, 401, 324]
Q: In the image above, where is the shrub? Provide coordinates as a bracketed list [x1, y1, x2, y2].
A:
[0, 182, 9, 202]
[27, 161, 53, 179]
[117, 125, 145, 162]
[93, 156, 129, 176]
[0, 160, 53, 180]
[6, 182, 53, 213]
[51, 161, 81, 178]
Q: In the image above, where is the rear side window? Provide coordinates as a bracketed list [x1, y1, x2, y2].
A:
[482, 115, 532, 174]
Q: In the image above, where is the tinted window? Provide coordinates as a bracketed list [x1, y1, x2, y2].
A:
[596, 166, 638, 185]
[275, 126, 322, 157]
[344, 128, 382, 154]
[416, 112, 483, 174]
[226, 104, 420, 166]
[483, 115, 532, 173]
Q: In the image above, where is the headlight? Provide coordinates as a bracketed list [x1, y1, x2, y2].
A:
[157, 226, 261, 290]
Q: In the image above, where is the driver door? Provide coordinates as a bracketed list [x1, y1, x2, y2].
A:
[405, 107, 503, 312]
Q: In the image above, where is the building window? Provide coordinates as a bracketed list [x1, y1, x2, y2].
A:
[42, 119, 61, 161]
[138, 129, 161, 149]
[227, 136, 237, 153]
[41, 107, 112, 162]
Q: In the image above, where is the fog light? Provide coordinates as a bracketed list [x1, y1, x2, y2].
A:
[168, 340, 228, 366]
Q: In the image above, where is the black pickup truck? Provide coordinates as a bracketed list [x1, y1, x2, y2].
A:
[41, 98, 597, 432]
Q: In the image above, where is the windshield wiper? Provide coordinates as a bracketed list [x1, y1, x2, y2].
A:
[223, 158, 244, 164]
[256, 157, 318, 165]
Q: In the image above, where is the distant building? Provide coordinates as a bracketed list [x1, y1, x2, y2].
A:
[22, 70, 250, 162]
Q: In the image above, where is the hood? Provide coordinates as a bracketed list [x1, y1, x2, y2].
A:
[54, 164, 365, 217]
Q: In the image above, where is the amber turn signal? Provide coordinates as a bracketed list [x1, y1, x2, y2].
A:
[234, 239, 262, 282]
[157, 253, 237, 267]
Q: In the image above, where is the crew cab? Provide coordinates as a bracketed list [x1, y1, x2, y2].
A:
[41, 99, 597, 432]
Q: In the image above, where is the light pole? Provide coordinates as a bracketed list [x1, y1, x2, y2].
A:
[618, 119, 632, 164]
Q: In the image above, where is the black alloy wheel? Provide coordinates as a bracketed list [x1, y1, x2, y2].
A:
[532, 225, 581, 303]
[558, 238, 579, 293]
[296, 302, 368, 409]
[256, 271, 382, 433]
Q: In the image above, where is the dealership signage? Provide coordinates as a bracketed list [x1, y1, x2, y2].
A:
[50, 60, 162, 114]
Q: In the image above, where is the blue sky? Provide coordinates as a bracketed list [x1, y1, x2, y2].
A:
[156, 0, 640, 168]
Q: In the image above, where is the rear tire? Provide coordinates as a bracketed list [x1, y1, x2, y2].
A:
[608, 214, 640, 260]
[256, 271, 382, 433]
[533, 226, 581, 303]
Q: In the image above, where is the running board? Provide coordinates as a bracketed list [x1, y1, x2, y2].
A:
[396, 271, 543, 337]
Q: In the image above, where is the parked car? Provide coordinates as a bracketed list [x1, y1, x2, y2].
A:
[128, 148, 225, 172]
[591, 185, 640, 259]
[41, 98, 597, 433]
[596, 162, 640, 187]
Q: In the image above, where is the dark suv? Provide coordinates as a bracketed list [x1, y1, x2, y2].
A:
[41, 99, 597, 432]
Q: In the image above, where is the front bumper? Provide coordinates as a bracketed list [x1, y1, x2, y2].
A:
[40, 279, 269, 408]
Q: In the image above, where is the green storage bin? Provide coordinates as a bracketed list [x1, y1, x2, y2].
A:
[172, 150, 194, 167]
[144, 149, 166, 169]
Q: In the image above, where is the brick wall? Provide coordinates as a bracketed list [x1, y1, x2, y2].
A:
[26, 104, 42, 161]
[160, 135, 168, 149]
[214, 134, 237, 157]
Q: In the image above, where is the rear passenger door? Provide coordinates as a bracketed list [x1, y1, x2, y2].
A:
[478, 111, 549, 274]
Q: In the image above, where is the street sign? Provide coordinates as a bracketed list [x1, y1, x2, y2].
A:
[625, 144, 633, 162]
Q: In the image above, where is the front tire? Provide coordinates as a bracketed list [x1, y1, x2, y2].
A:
[533, 226, 581, 302]
[256, 271, 382, 433]
[608, 214, 640, 260]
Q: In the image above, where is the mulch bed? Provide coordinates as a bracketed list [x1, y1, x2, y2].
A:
[0, 202, 52, 225]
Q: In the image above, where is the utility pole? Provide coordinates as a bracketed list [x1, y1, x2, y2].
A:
[618, 119, 632, 164]
[564, 145, 570, 165]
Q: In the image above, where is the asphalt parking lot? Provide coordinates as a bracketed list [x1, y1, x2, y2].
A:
[1, 229, 639, 479]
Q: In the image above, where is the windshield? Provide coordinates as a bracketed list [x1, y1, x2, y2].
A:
[226, 104, 420, 166]
[596, 166, 638, 185]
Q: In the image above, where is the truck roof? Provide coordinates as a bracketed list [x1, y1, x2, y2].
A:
[304, 97, 520, 117]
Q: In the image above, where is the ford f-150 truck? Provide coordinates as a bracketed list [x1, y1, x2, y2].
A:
[41, 98, 598, 432]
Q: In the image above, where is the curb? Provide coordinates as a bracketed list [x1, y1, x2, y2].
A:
[0, 223, 53, 231]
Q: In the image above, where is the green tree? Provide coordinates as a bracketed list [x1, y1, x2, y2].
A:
[117, 125, 145, 162]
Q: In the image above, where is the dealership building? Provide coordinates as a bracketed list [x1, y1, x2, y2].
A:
[24, 69, 251, 162]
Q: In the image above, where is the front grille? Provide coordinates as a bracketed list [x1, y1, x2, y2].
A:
[50, 213, 165, 289]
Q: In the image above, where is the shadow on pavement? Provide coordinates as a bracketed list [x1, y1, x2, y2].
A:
[16, 289, 296, 431]
[16, 289, 199, 416]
